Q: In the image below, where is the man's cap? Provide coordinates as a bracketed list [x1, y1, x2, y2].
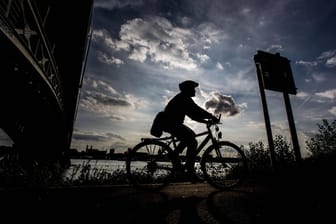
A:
[179, 80, 199, 91]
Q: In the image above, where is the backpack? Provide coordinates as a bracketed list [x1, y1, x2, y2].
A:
[150, 111, 166, 137]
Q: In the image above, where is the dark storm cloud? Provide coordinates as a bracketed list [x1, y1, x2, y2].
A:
[90, 92, 131, 107]
[72, 133, 107, 141]
[72, 130, 125, 142]
[94, 0, 145, 10]
[79, 77, 132, 114]
[205, 92, 246, 116]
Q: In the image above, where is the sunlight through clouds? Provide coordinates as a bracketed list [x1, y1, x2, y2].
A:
[92, 16, 228, 71]
[69, 0, 336, 152]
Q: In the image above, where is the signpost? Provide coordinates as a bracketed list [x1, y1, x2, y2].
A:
[254, 50, 302, 169]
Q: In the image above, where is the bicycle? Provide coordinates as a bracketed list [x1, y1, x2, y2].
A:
[126, 115, 248, 191]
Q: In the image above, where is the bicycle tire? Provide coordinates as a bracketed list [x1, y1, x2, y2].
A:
[201, 141, 248, 190]
[126, 139, 174, 191]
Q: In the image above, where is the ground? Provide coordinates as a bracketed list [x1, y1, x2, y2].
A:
[1, 157, 335, 223]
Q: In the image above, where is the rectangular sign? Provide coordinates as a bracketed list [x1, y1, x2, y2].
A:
[254, 50, 297, 95]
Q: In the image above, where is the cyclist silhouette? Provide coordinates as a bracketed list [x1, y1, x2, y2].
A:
[160, 80, 218, 181]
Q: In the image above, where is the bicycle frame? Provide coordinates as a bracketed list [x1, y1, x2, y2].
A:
[154, 122, 221, 157]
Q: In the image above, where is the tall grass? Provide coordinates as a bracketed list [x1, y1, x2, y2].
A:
[0, 157, 130, 187]
[63, 159, 130, 186]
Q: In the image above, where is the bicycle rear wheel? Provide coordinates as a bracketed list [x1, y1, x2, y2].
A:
[201, 141, 248, 190]
[126, 139, 174, 191]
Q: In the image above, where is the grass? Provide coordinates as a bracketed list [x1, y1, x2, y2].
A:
[1, 150, 336, 188]
[0, 158, 131, 187]
[63, 159, 130, 186]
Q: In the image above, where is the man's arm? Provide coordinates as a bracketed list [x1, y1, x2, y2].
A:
[187, 100, 218, 123]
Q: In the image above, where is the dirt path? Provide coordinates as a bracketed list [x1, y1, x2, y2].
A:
[0, 177, 334, 223]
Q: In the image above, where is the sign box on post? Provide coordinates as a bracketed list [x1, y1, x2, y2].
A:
[254, 50, 302, 166]
[255, 50, 297, 95]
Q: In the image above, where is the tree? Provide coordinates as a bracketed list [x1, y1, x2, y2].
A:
[273, 135, 295, 165]
[306, 119, 336, 156]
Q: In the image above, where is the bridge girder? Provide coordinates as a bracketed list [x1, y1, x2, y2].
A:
[0, 0, 93, 164]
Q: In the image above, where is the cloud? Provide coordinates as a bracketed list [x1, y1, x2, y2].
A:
[296, 91, 310, 98]
[197, 53, 210, 63]
[296, 49, 336, 70]
[79, 77, 149, 118]
[79, 76, 149, 121]
[317, 49, 336, 60]
[94, 17, 197, 70]
[216, 62, 224, 70]
[312, 72, 327, 82]
[92, 16, 227, 71]
[329, 106, 336, 116]
[315, 89, 336, 100]
[97, 51, 124, 65]
[81, 77, 131, 110]
[110, 17, 198, 70]
[87, 92, 131, 107]
[319, 49, 336, 67]
[326, 56, 336, 67]
[295, 60, 318, 67]
[72, 130, 125, 142]
[93, 0, 144, 10]
[85, 77, 118, 95]
[267, 44, 284, 52]
[204, 92, 246, 116]
[79, 93, 130, 118]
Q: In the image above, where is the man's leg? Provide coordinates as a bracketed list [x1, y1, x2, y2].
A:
[174, 141, 187, 154]
[164, 124, 201, 182]
[169, 125, 198, 175]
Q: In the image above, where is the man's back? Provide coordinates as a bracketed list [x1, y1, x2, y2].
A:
[164, 92, 193, 125]
[164, 91, 215, 126]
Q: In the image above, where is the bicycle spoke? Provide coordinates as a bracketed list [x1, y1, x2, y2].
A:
[126, 140, 174, 191]
[146, 143, 157, 155]
[201, 141, 247, 190]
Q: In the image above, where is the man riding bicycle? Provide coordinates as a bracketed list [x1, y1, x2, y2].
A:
[154, 80, 218, 182]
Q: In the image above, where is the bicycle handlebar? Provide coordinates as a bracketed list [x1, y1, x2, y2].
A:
[206, 114, 222, 127]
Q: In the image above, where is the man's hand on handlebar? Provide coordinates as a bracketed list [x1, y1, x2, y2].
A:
[213, 116, 220, 124]
[206, 114, 221, 125]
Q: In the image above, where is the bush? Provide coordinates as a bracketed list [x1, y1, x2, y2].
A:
[306, 119, 336, 156]
[245, 134, 296, 177]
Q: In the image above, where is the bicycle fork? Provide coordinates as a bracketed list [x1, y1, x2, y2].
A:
[212, 142, 229, 168]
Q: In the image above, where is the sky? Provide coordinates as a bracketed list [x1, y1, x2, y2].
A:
[1, 0, 336, 158]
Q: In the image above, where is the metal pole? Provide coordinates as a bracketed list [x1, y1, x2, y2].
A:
[283, 92, 302, 162]
[255, 63, 277, 170]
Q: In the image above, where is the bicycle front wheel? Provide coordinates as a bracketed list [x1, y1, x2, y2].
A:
[126, 139, 174, 191]
[201, 141, 248, 190]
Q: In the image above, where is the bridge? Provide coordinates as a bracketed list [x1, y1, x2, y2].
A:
[0, 0, 93, 165]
